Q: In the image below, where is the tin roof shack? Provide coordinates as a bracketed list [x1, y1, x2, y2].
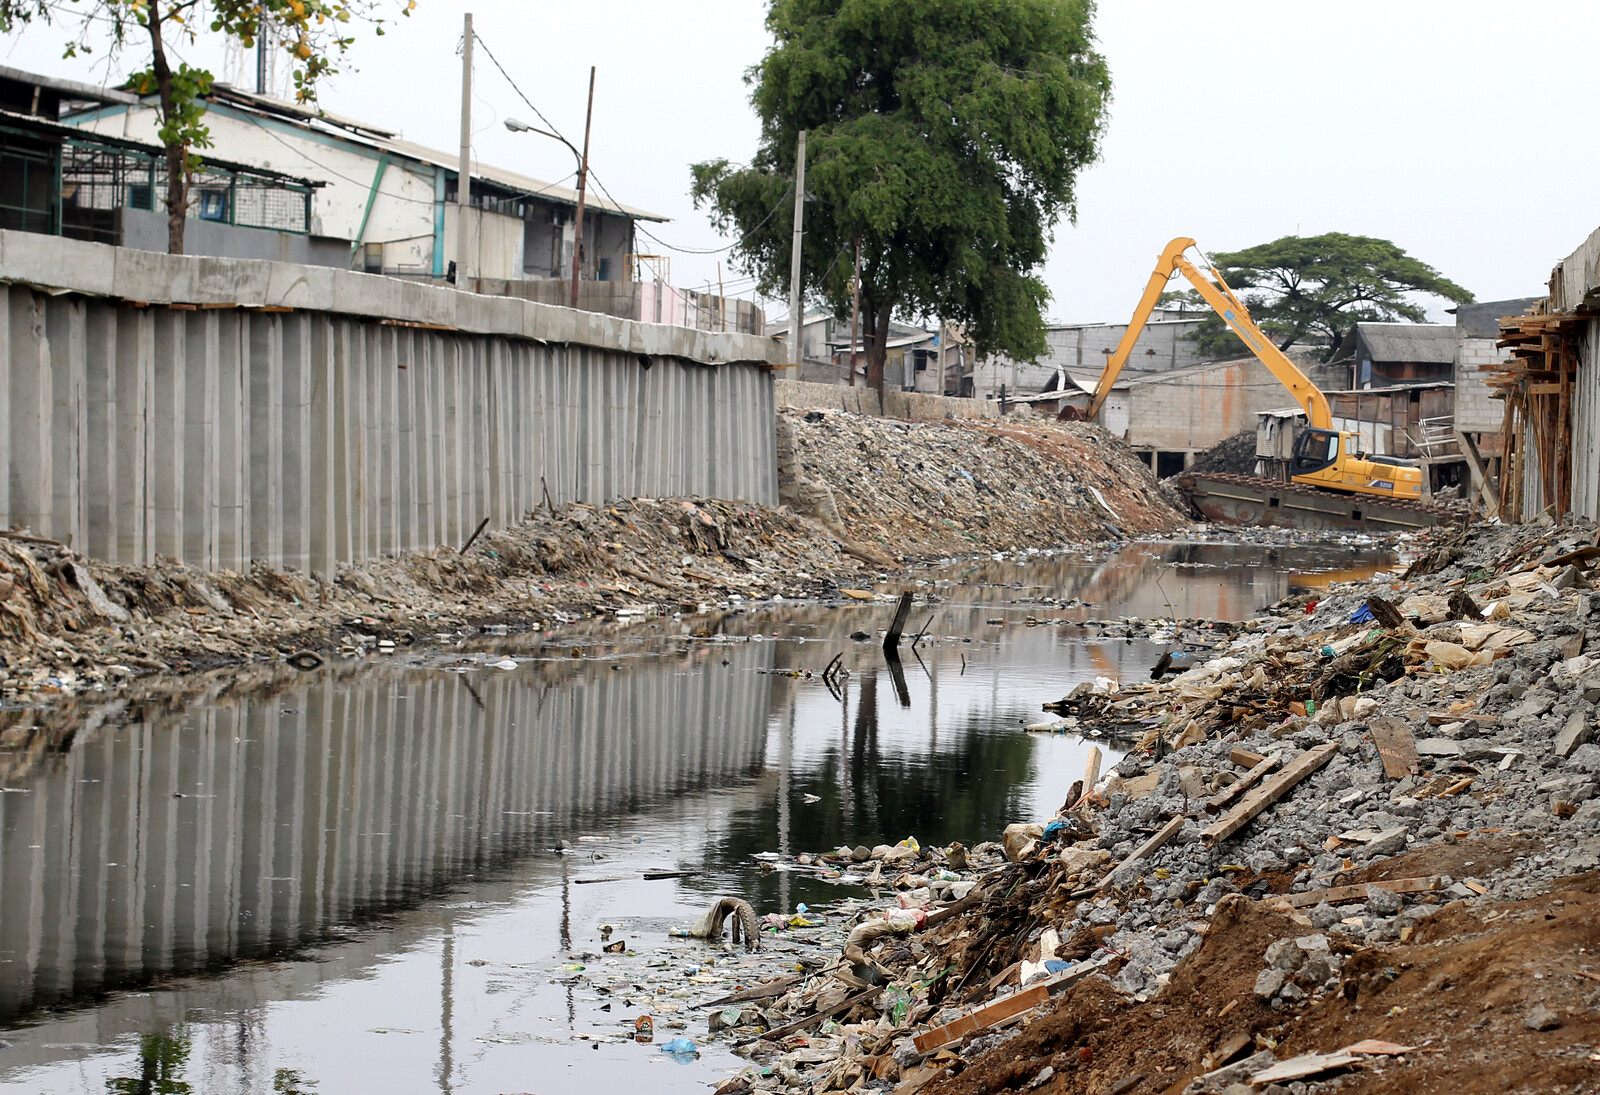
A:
[0, 66, 331, 262]
[1098, 355, 1289, 477]
[1329, 322, 1456, 388]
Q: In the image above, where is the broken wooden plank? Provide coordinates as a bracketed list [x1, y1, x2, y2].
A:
[1202, 743, 1338, 846]
[1369, 716, 1421, 779]
[1424, 711, 1498, 726]
[912, 957, 1108, 1053]
[1275, 875, 1445, 909]
[1099, 815, 1187, 892]
[913, 983, 1049, 1052]
[698, 973, 801, 1009]
[755, 985, 880, 1042]
[1206, 752, 1281, 814]
[1229, 747, 1266, 768]
[1339, 1039, 1416, 1056]
[883, 592, 915, 651]
[1250, 1053, 1362, 1085]
[1073, 745, 1103, 808]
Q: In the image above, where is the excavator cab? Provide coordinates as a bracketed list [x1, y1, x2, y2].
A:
[1290, 427, 1424, 501]
[1291, 428, 1341, 475]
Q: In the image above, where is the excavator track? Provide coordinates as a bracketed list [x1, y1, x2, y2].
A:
[1176, 471, 1465, 532]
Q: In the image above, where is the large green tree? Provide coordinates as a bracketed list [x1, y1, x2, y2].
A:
[692, 0, 1111, 390]
[0, 0, 413, 254]
[1189, 233, 1474, 361]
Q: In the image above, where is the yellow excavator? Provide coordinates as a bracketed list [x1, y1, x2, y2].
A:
[1079, 237, 1424, 503]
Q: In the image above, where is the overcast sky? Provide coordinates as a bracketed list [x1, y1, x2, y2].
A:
[6, 1, 1597, 326]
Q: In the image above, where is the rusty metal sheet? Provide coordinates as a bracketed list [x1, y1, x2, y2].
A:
[1179, 473, 1445, 532]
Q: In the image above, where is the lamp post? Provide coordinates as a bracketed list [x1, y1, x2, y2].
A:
[504, 71, 593, 308]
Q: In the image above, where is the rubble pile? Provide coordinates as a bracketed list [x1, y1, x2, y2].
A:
[0, 414, 1183, 694]
[689, 519, 1600, 1095]
[779, 410, 1184, 556]
[1184, 431, 1262, 479]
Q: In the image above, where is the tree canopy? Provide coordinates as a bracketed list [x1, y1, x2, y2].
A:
[1, 0, 413, 253]
[1188, 233, 1474, 361]
[691, 0, 1111, 389]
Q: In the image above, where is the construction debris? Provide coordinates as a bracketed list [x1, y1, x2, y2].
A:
[673, 516, 1600, 1095]
[0, 412, 1184, 697]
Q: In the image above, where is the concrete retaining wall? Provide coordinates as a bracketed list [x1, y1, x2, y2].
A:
[775, 378, 1000, 421]
[0, 231, 779, 574]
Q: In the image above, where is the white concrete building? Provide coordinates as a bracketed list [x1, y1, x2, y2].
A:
[64, 83, 665, 285]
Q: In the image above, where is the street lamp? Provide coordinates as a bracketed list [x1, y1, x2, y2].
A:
[502, 71, 594, 309]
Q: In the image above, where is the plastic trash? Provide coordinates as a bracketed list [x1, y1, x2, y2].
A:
[493, 657, 518, 671]
[895, 836, 921, 854]
[1349, 604, 1375, 624]
[634, 1015, 653, 1038]
[661, 1037, 698, 1057]
[881, 986, 912, 1027]
[1044, 959, 1073, 974]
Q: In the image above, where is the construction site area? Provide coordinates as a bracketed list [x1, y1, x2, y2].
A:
[5, 5, 1600, 1095]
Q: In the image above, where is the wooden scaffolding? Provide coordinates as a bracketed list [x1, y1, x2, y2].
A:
[1488, 306, 1584, 522]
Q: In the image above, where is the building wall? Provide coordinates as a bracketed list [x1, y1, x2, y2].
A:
[70, 102, 443, 271]
[0, 232, 779, 574]
[445, 206, 524, 282]
[118, 208, 351, 267]
[774, 378, 1000, 421]
[1115, 357, 1285, 453]
[1575, 319, 1600, 520]
[972, 319, 1207, 398]
[1454, 335, 1504, 433]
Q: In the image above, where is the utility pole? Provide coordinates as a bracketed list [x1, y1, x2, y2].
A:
[847, 232, 861, 387]
[786, 129, 808, 379]
[717, 261, 727, 332]
[455, 12, 473, 284]
[569, 66, 596, 310]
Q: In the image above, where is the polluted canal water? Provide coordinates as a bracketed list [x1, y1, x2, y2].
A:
[0, 539, 1394, 1094]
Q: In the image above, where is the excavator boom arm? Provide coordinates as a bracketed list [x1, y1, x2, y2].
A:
[1084, 239, 1331, 430]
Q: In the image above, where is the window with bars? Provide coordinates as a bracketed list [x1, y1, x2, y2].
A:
[0, 134, 58, 235]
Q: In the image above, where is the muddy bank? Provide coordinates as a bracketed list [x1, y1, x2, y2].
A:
[0, 414, 1184, 696]
[679, 517, 1600, 1095]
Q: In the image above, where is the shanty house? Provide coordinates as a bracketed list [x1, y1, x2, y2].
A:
[1329, 322, 1456, 388]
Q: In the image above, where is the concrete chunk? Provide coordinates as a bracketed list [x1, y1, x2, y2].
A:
[1556, 712, 1596, 759]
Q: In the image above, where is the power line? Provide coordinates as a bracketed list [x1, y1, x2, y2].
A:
[472, 32, 792, 259]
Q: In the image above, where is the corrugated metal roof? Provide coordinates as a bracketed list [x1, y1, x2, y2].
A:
[0, 65, 139, 106]
[210, 85, 669, 222]
[1456, 298, 1542, 340]
[1353, 323, 1456, 364]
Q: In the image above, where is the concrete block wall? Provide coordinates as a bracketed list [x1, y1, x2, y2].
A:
[774, 378, 1000, 422]
[0, 231, 779, 574]
[1118, 358, 1282, 452]
[1455, 336, 1506, 434]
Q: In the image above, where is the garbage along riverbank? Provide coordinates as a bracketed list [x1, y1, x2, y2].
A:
[667, 516, 1600, 1095]
[0, 415, 1183, 698]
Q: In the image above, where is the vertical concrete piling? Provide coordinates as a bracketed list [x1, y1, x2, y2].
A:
[0, 231, 780, 573]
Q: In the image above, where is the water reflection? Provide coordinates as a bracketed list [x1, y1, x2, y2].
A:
[0, 646, 772, 1026]
[0, 539, 1395, 1093]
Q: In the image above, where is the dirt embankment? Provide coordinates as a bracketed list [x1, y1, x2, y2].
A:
[693, 518, 1600, 1095]
[0, 411, 1184, 695]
